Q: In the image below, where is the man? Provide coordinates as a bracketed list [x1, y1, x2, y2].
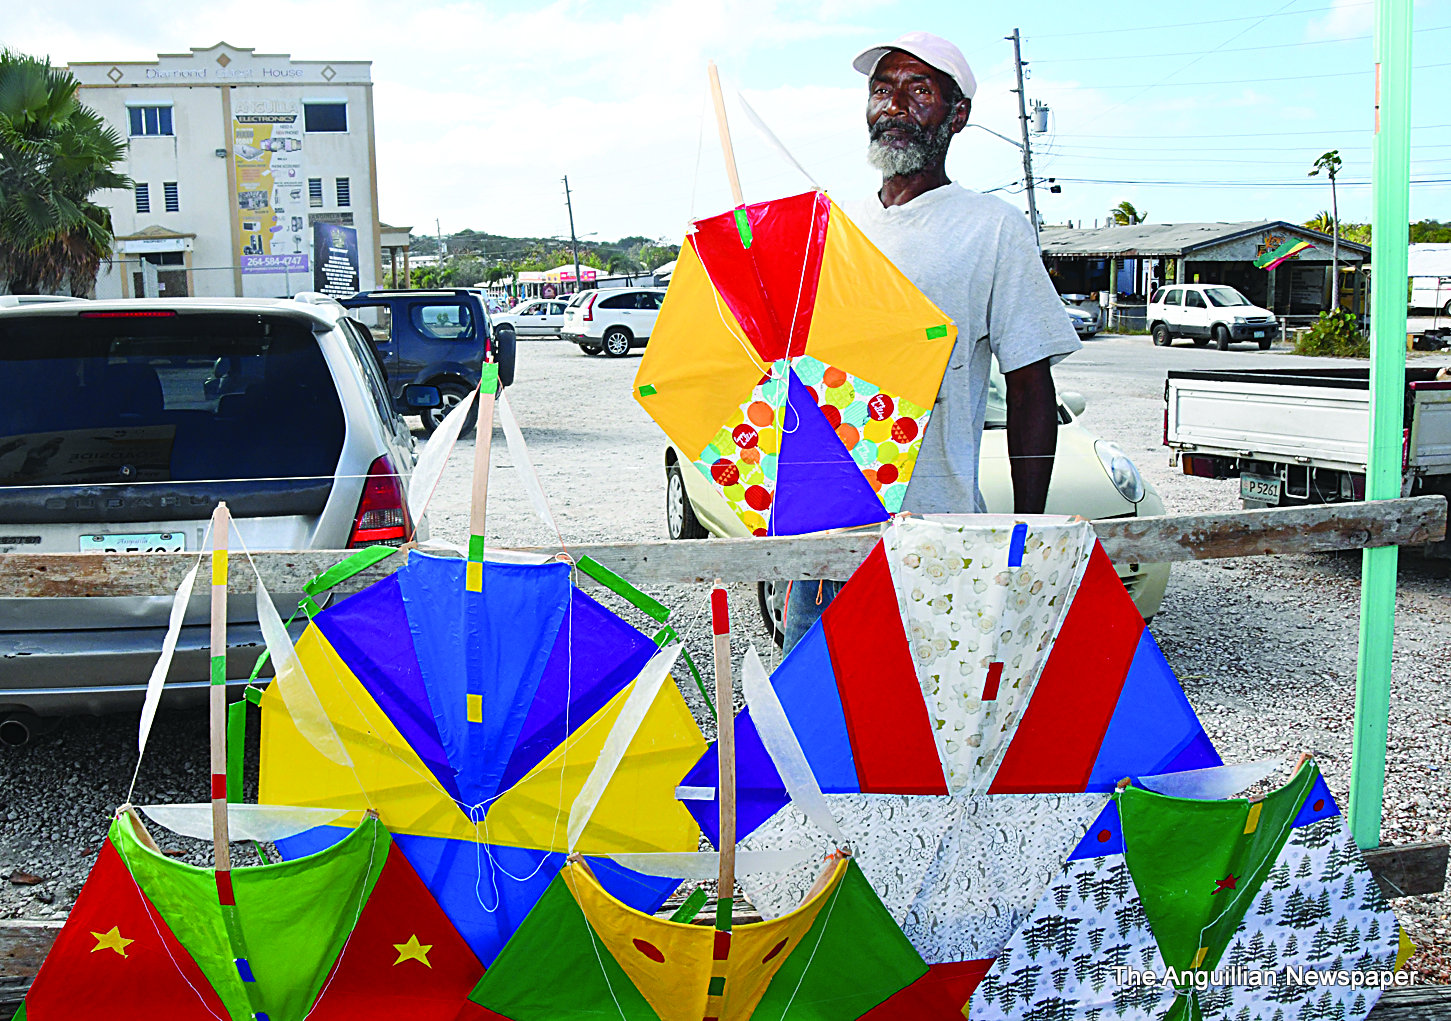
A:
[781, 31, 1081, 652]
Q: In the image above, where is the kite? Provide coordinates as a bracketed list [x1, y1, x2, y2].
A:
[970, 759, 1409, 1021]
[1255, 238, 1315, 271]
[257, 551, 708, 967]
[16, 811, 483, 1021]
[467, 855, 946, 1021]
[633, 190, 958, 536]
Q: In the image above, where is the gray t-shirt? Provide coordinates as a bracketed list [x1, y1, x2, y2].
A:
[843, 183, 1081, 513]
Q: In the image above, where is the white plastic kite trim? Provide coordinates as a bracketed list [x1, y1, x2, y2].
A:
[740, 645, 849, 848]
[406, 386, 477, 524]
[734, 89, 823, 192]
[1136, 757, 1287, 801]
[496, 390, 558, 536]
[608, 847, 818, 880]
[255, 571, 353, 767]
[138, 562, 199, 757]
[140, 803, 347, 842]
[675, 786, 717, 802]
[567, 642, 683, 851]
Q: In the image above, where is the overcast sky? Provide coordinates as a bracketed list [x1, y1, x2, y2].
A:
[7, 0, 1448, 244]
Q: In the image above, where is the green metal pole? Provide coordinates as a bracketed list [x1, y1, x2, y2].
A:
[1350, 0, 1413, 850]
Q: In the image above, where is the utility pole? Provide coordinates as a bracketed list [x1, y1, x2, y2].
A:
[562, 175, 582, 295]
[1008, 28, 1041, 246]
[435, 218, 445, 281]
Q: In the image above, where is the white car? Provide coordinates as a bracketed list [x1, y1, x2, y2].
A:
[1148, 283, 1279, 350]
[560, 287, 665, 357]
[1062, 296, 1099, 338]
[493, 298, 568, 340]
[664, 371, 1170, 636]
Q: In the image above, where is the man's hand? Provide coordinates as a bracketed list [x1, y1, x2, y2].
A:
[1005, 358, 1058, 515]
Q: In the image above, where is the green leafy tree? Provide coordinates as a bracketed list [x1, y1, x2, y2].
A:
[0, 49, 130, 294]
[1310, 150, 1343, 304]
[1108, 201, 1146, 226]
[1304, 211, 1334, 234]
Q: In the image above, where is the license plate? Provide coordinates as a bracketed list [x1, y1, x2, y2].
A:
[1240, 474, 1280, 502]
[80, 531, 186, 553]
[1254, 330, 1265, 338]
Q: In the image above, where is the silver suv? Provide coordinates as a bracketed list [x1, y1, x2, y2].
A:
[560, 287, 665, 357]
[0, 297, 434, 726]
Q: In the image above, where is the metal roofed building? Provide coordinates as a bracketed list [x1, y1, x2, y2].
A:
[1039, 220, 1371, 317]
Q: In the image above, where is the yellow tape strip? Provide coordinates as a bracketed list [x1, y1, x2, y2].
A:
[212, 550, 228, 587]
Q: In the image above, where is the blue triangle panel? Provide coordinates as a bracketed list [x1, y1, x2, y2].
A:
[1085, 629, 1219, 792]
[770, 617, 859, 792]
[497, 587, 658, 792]
[1156, 731, 1222, 776]
[274, 823, 351, 861]
[769, 370, 889, 535]
[315, 575, 460, 803]
[679, 710, 789, 849]
[586, 855, 682, 920]
[1291, 773, 1341, 828]
[1068, 800, 1123, 860]
[396, 554, 572, 807]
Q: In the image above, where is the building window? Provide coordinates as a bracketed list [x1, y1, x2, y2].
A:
[335, 177, 351, 208]
[308, 178, 324, 208]
[135, 183, 150, 214]
[163, 182, 179, 213]
[127, 105, 173, 136]
[303, 101, 347, 133]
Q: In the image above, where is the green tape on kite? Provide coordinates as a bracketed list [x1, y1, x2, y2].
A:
[210, 655, 226, 686]
[576, 556, 670, 623]
[668, 885, 709, 924]
[479, 362, 500, 393]
[226, 700, 247, 803]
[304, 544, 399, 598]
[715, 895, 734, 932]
[653, 624, 714, 716]
[468, 534, 487, 562]
[733, 208, 753, 249]
[638, 383, 658, 397]
[925, 324, 949, 340]
[243, 685, 264, 706]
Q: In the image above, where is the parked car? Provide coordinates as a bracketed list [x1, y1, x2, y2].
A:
[1148, 284, 1278, 350]
[664, 366, 1170, 637]
[340, 288, 514, 435]
[0, 296, 441, 723]
[1062, 296, 1099, 338]
[493, 298, 569, 341]
[0, 295, 87, 307]
[561, 287, 666, 357]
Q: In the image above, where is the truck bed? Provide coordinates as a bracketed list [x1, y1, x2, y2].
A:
[1165, 367, 1451, 474]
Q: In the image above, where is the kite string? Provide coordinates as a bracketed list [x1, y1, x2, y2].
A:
[770, 860, 848, 1021]
[301, 821, 381, 1019]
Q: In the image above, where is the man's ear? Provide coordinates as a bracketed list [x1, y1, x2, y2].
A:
[951, 97, 971, 134]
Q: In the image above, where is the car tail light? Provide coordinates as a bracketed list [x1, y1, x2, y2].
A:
[1162, 407, 1169, 446]
[79, 310, 177, 318]
[348, 455, 411, 548]
[1182, 455, 1229, 479]
[582, 293, 598, 321]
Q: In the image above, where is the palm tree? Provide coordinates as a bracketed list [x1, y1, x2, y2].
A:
[1304, 210, 1335, 234]
[0, 49, 129, 294]
[1108, 200, 1146, 226]
[1310, 150, 1343, 306]
[606, 252, 642, 279]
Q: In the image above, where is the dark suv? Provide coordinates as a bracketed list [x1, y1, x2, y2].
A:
[341, 289, 515, 433]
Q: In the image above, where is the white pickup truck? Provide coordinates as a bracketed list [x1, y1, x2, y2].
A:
[1164, 367, 1451, 552]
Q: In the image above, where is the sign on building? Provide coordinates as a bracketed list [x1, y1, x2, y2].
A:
[233, 107, 308, 276]
[313, 222, 360, 297]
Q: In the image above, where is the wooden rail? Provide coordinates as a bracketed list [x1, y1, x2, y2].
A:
[0, 496, 1443, 599]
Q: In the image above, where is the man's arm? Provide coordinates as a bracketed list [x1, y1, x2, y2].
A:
[1005, 358, 1058, 515]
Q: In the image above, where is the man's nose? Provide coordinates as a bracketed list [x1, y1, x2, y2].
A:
[878, 84, 908, 117]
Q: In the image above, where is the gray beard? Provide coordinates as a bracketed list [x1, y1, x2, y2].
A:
[866, 118, 956, 177]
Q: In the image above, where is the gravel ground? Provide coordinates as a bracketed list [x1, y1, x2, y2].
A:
[2, 335, 1449, 980]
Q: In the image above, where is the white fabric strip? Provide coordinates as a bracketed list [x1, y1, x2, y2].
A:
[567, 642, 683, 851]
[740, 645, 850, 848]
[1136, 757, 1288, 801]
[496, 390, 559, 536]
[733, 89, 823, 192]
[675, 786, 717, 802]
[607, 846, 818, 880]
[405, 386, 477, 525]
[140, 803, 347, 842]
[255, 570, 353, 767]
[138, 562, 199, 758]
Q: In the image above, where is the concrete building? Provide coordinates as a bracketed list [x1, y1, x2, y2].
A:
[70, 42, 379, 299]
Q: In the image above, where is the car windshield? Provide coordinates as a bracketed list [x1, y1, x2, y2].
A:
[0, 312, 344, 497]
[1204, 287, 1250, 307]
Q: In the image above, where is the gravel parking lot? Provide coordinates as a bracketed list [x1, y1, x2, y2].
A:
[3, 334, 1450, 979]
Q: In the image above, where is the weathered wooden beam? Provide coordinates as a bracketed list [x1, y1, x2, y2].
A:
[1365, 841, 1451, 899]
[1369, 984, 1451, 1019]
[0, 920, 59, 1019]
[0, 497, 1442, 599]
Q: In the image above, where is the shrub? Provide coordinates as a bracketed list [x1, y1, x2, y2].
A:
[1294, 308, 1369, 358]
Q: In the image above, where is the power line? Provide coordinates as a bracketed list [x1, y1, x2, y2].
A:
[1026, 1, 1369, 39]
[1052, 175, 1451, 188]
[1033, 25, 1451, 63]
[1042, 60, 1451, 92]
[1052, 123, 1451, 140]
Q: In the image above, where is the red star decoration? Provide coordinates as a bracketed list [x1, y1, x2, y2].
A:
[1213, 873, 1237, 894]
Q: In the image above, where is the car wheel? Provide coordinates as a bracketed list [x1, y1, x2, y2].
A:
[666, 463, 709, 540]
[422, 382, 478, 438]
[1258, 336, 1272, 350]
[578, 344, 602, 356]
[603, 328, 632, 357]
[1214, 325, 1231, 351]
[757, 580, 786, 649]
[495, 324, 515, 348]
[1192, 336, 1210, 348]
[1151, 323, 1171, 347]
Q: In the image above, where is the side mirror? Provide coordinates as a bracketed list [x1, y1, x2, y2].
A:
[1059, 391, 1087, 417]
[400, 384, 441, 409]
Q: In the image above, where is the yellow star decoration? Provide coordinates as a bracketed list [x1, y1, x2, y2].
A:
[392, 934, 433, 968]
[90, 926, 134, 958]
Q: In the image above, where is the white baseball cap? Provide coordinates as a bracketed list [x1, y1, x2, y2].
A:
[853, 31, 977, 100]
